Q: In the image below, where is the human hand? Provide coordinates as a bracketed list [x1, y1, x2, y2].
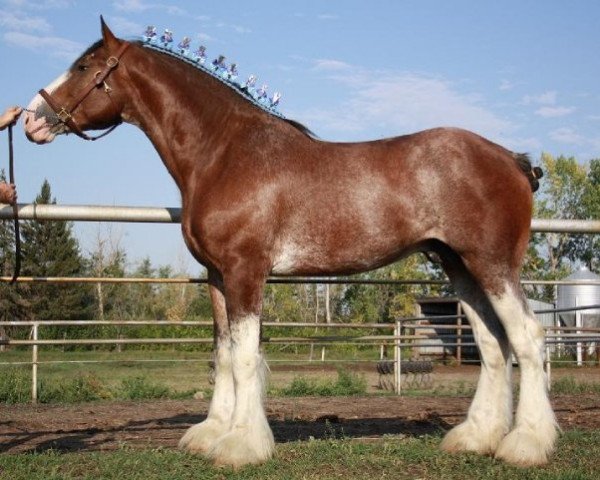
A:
[0, 106, 23, 131]
[0, 183, 17, 205]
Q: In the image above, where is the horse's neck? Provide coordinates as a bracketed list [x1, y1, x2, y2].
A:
[123, 48, 261, 190]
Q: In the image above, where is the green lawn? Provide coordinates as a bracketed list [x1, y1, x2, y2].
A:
[0, 431, 597, 480]
[1, 350, 213, 394]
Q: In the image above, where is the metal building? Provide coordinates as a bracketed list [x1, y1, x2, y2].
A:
[557, 267, 600, 328]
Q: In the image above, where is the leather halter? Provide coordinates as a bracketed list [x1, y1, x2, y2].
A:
[38, 42, 130, 141]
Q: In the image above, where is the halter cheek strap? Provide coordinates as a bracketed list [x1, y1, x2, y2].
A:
[39, 41, 130, 141]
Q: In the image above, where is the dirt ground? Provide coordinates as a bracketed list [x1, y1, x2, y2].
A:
[1, 366, 599, 454]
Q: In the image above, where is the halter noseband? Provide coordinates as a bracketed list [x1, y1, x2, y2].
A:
[39, 41, 130, 141]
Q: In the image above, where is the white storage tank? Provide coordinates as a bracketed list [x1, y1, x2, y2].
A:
[557, 267, 600, 328]
[527, 298, 556, 328]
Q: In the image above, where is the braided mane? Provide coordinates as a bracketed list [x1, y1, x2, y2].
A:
[138, 41, 316, 138]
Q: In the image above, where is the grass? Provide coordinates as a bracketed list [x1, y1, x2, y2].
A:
[2, 348, 600, 403]
[551, 375, 600, 394]
[0, 348, 379, 394]
[0, 430, 598, 479]
[1, 366, 370, 403]
[275, 369, 367, 397]
[0, 350, 212, 400]
[0, 348, 383, 404]
[0, 368, 200, 404]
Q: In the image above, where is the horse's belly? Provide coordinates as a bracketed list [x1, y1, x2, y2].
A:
[270, 236, 418, 276]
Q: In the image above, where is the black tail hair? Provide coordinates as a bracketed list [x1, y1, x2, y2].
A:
[514, 153, 543, 192]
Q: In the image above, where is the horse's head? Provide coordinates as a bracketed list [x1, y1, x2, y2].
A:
[24, 18, 128, 144]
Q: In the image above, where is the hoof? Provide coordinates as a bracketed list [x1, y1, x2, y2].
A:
[440, 420, 508, 455]
[179, 418, 229, 455]
[208, 424, 275, 468]
[495, 425, 557, 466]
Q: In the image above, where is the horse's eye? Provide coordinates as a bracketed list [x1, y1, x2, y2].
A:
[78, 64, 89, 72]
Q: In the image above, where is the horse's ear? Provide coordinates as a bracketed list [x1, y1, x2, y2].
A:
[100, 16, 121, 52]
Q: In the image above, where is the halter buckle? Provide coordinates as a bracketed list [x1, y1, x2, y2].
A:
[57, 108, 72, 123]
[106, 56, 119, 68]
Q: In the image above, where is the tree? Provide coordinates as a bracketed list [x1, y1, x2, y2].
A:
[0, 170, 31, 342]
[523, 153, 600, 301]
[535, 153, 587, 272]
[126, 256, 159, 319]
[339, 254, 437, 323]
[20, 180, 92, 324]
[578, 158, 600, 270]
[153, 264, 199, 322]
[262, 282, 316, 323]
[85, 225, 128, 320]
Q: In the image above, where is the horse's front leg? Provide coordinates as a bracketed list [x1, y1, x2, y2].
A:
[179, 270, 235, 453]
[208, 267, 274, 467]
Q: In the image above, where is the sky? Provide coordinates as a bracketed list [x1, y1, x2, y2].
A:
[1, 0, 599, 272]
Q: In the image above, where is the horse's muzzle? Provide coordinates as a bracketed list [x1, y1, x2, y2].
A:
[23, 96, 62, 144]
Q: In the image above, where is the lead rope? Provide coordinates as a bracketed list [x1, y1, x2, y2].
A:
[7, 124, 20, 283]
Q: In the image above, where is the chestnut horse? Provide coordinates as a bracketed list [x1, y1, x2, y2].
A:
[24, 20, 556, 468]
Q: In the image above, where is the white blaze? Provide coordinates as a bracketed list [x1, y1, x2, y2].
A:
[24, 71, 71, 144]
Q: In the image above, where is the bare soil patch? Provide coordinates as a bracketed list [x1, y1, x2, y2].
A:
[1, 393, 598, 454]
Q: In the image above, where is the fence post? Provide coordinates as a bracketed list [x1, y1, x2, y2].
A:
[456, 303, 463, 366]
[575, 298, 583, 367]
[545, 343, 551, 391]
[394, 320, 401, 395]
[32, 322, 38, 404]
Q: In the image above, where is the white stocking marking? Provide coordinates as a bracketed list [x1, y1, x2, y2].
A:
[208, 315, 274, 467]
[179, 337, 234, 453]
[490, 287, 558, 466]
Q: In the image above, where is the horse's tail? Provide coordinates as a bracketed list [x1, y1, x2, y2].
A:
[513, 153, 543, 192]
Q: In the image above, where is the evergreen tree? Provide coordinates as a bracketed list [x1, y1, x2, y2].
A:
[20, 179, 92, 323]
[0, 170, 31, 340]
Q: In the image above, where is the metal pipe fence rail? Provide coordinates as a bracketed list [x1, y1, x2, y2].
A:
[3, 276, 600, 286]
[1, 314, 599, 401]
[1, 203, 600, 232]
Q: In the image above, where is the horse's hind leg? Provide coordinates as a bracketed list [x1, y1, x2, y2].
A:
[489, 281, 558, 466]
[437, 249, 513, 455]
[451, 247, 558, 466]
[179, 270, 235, 454]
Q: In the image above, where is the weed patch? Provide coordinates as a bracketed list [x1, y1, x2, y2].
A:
[0, 367, 31, 403]
[0, 368, 195, 404]
[551, 375, 600, 394]
[276, 369, 367, 397]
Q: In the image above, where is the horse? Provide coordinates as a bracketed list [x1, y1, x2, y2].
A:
[23, 19, 557, 468]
